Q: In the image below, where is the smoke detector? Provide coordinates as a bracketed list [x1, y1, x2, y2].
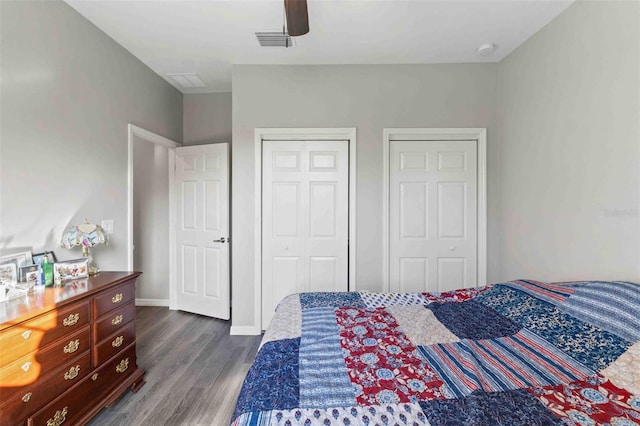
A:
[478, 43, 496, 57]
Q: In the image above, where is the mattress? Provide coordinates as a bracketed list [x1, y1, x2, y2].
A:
[231, 280, 640, 425]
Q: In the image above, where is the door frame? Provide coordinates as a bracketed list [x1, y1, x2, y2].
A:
[382, 128, 487, 292]
[126, 124, 180, 307]
[254, 128, 357, 331]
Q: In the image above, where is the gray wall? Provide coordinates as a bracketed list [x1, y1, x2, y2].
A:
[183, 93, 232, 145]
[232, 64, 498, 329]
[0, 1, 182, 271]
[133, 136, 171, 300]
[497, 0, 640, 282]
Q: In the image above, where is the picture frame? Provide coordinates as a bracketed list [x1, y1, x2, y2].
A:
[32, 251, 57, 266]
[0, 262, 18, 286]
[53, 258, 89, 282]
[0, 251, 33, 269]
[20, 265, 39, 282]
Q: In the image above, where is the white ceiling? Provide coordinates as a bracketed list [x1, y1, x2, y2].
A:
[65, 0, 574, 94]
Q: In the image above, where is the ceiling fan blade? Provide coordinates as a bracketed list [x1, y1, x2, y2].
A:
[284, 0, 309, 37]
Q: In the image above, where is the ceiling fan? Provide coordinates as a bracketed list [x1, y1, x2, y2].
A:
[284, 0, 309, 36]
[255, 0, 308, 47]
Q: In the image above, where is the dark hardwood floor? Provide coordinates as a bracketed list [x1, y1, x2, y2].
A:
[88, 306, 262, 426]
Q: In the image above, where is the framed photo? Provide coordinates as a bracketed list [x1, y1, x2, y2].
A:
[32, 251, 57, 266]
[0, 262, 18, 286]
[0, 251, 33, 269]
[53, 258, 89, 282]
[20, 265, 39, 282]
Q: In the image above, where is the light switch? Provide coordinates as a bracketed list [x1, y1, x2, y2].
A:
[101, 219, 114, 235]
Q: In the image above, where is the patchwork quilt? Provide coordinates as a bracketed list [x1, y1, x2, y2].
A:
[231, 280, 640, 425]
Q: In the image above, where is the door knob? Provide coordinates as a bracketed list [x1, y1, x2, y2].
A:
[450, 246, 456, 251]
[213, 237, 228, 243]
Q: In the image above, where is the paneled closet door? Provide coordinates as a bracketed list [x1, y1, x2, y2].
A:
[389, 140, 477, 293]
[262, 140, 349, 327]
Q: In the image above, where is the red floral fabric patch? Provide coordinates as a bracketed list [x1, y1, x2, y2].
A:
[529, 376, 640, 425]
[336, 307, 446, 406]
[422, 286, 489, 304]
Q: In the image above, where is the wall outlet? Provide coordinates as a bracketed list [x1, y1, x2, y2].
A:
[101, 219, 114, 235]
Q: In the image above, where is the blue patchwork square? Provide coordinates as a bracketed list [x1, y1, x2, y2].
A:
[501, 279, 574, 306]
[300, 292, 365, 309]
[416, 330, 594, 398]
[559, 281, 640, 342]
[299, 307, 356, 408]
[232, 337, 300, 420]
[475, 285, 631, 371]
[360, 292, 427, 309]
[419, 389, 562, 426]
[428, 300, 522, 339]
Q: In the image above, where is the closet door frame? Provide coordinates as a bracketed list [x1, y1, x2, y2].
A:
[254, 128, 357, 331]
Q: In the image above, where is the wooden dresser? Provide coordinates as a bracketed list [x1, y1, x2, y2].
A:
[0, 272, 145, 426]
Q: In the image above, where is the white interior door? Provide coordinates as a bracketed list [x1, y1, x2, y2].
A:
[262, 140, 349, 326]
[390, 140, 477, 293]
[174, 144, 229, 319]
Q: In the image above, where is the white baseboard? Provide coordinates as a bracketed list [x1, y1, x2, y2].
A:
[135, 298, 169, 307]
[230, 325, 262, 336]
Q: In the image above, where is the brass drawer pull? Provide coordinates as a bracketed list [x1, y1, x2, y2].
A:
[64, 365, 80, 380]
[63, 339, 80, 354]
[112, 293, 123, 303]
[62, 313, 79, 326]
[112, 336, 124, 348]
[91, 373, 98, 381]
[47, 406, 68, 426]
[112, 314, 123, 326]
[116, 358, 129, 373]
[22, 392, 32, 403]
[21, 330, 32, 340]
[21, 362, 32, 372]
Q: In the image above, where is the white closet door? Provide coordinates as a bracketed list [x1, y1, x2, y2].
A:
[390, 140, 477, 293]
[262, 140, 349, 326]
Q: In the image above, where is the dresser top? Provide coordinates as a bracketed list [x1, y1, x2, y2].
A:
[0, 271, 141, 330]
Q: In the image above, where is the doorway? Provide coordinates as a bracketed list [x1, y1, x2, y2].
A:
[127, 124, 179, 306]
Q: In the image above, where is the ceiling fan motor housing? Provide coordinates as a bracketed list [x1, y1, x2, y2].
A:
[284, 0, 309, 36]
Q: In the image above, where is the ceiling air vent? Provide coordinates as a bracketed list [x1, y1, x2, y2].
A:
[167, 73, 207, 88]
[255, 31, 296, 48]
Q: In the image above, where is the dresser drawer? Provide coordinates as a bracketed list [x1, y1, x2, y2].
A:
[94, 281, 135, 317]
[0, 302, 90, 366]
[29, 345, 136, 426]
[94, 301, 135, 343]
[0, 351, 90, 425]
[94, 321, 135, 366]
[0, 325, 90, 387]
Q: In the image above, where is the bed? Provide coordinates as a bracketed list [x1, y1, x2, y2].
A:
[231, 280, 640, 425]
